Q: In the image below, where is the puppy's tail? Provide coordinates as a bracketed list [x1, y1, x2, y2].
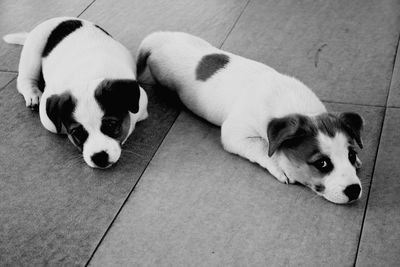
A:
[136, 32, 174, 86]
[3, 32, 29, 45]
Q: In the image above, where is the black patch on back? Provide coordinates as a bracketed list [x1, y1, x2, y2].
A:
[196, 53, 229, 81]
[95, 24, 112, 37]
[42, 20, 83, 57]
[136, 50, 151, 77]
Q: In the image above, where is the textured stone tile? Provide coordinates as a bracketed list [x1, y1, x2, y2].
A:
[0, 0, 93, 71]
[0, 81, 178, 265]
[356, 108, 400, 266]
[221, 0, 400, 106]
[89, 103, 383, 267]
[388, 45, 400, 107]
[80, 0, 248, 52]
[0, 72, 16, 90]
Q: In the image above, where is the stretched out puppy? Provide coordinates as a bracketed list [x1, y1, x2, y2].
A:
[3, 17, 148, 168]
[137, 31, 364, 204]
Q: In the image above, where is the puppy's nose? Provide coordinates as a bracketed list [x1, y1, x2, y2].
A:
[343, 184, 361, 202]
[91, 151, 109, 168]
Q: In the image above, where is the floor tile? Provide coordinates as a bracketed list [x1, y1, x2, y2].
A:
[0, 80, 178, 265]
[388, 45, 400, 107]
[80, 0, 248, 54]
[0, 72, 16, 90]
[221, 0, 400, 106]
[356, 108, 400, 266]
[0, 0, 94, 71]
[89, 103, 383, 267]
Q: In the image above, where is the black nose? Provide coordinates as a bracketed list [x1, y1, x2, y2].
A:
[343, 184, 361, 202]
[91, 151, 109, 168]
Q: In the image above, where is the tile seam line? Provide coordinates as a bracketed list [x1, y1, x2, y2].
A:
[353, 29, 400, 267]
[0, 76, 17, 94]
[219, 0, 251, 49]
[84, 111, 181, 267]
[321, 100, 384, 108]
[77, 0, 97, 17]
[0, 69, 18, 73]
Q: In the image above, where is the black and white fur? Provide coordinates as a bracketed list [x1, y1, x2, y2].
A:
[137, 32, 364, 204]
[3, 17, 148, 168]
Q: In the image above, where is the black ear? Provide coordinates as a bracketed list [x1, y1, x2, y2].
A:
[46, 93, 75, 133]
[95, 79, 140, 114]
[267, 114, 314, 157]
[339, 112, 364, 149]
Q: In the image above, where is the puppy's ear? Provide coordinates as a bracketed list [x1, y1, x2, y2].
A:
[267, 114, 314, 157]
[46, 93, 75, 133]
[95, 79, 140, 114]
[339, 112, 364, 149]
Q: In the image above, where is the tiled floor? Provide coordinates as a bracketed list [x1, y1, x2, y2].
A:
[0, 1, 399, 266]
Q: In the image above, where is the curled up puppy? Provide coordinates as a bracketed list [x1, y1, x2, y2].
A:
[137, 31, 364, 204]
[3, 17, 148, 168]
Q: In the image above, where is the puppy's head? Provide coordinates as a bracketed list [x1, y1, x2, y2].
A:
[267, 112, 364, 204]
[45, 79, 140, 168]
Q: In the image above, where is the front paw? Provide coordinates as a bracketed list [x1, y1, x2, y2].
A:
[267, 167, 295, 184]
[23, 88, 42, 110]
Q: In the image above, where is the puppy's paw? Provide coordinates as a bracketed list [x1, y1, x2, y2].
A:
[23, 88, 42, 110]
[267, 166, 295, 184]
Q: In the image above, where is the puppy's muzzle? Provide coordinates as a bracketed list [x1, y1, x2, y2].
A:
[343, 184, 362, 202]
[91, 150, 113, 168]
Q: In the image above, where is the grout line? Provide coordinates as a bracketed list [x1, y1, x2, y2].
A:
[353, 30, 400, 267]
[85, 112, 181, 266]
[0, 69, 18, 73]
[321, 99, 384, 108]
[386, 105, 400, 109]
[0, 76, 17, 93]
[219, 0, 251, 49]
[77, 0, 97, 17]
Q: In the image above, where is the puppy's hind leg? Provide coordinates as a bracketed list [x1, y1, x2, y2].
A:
[221, 119, 294, 184]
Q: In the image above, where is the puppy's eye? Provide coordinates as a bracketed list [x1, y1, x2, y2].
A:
[101, 119, 121, 138]
[348, 148, 357, 165]
[70, 125, 88, 146]
[312, 157, 333, 174]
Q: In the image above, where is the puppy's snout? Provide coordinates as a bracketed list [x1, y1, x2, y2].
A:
[343, 184, 361, 202]
[91, 150, 110, 168]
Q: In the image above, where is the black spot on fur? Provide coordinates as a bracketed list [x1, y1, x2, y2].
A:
[95, 79, 140, 114]
[196, 53, 229, 81]
[315, 112, 363, 148]
[267, 114, 317, 157]
[42, 20, 83, 57]
[136, 50, 151, 77]
[95, 24, 112, 37]
[95, 79, 140, 138]
[46, 92, 76, 133]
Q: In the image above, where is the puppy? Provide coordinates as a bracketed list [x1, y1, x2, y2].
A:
[137, 31, 364, 204]
[3, 17, 148, 168]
